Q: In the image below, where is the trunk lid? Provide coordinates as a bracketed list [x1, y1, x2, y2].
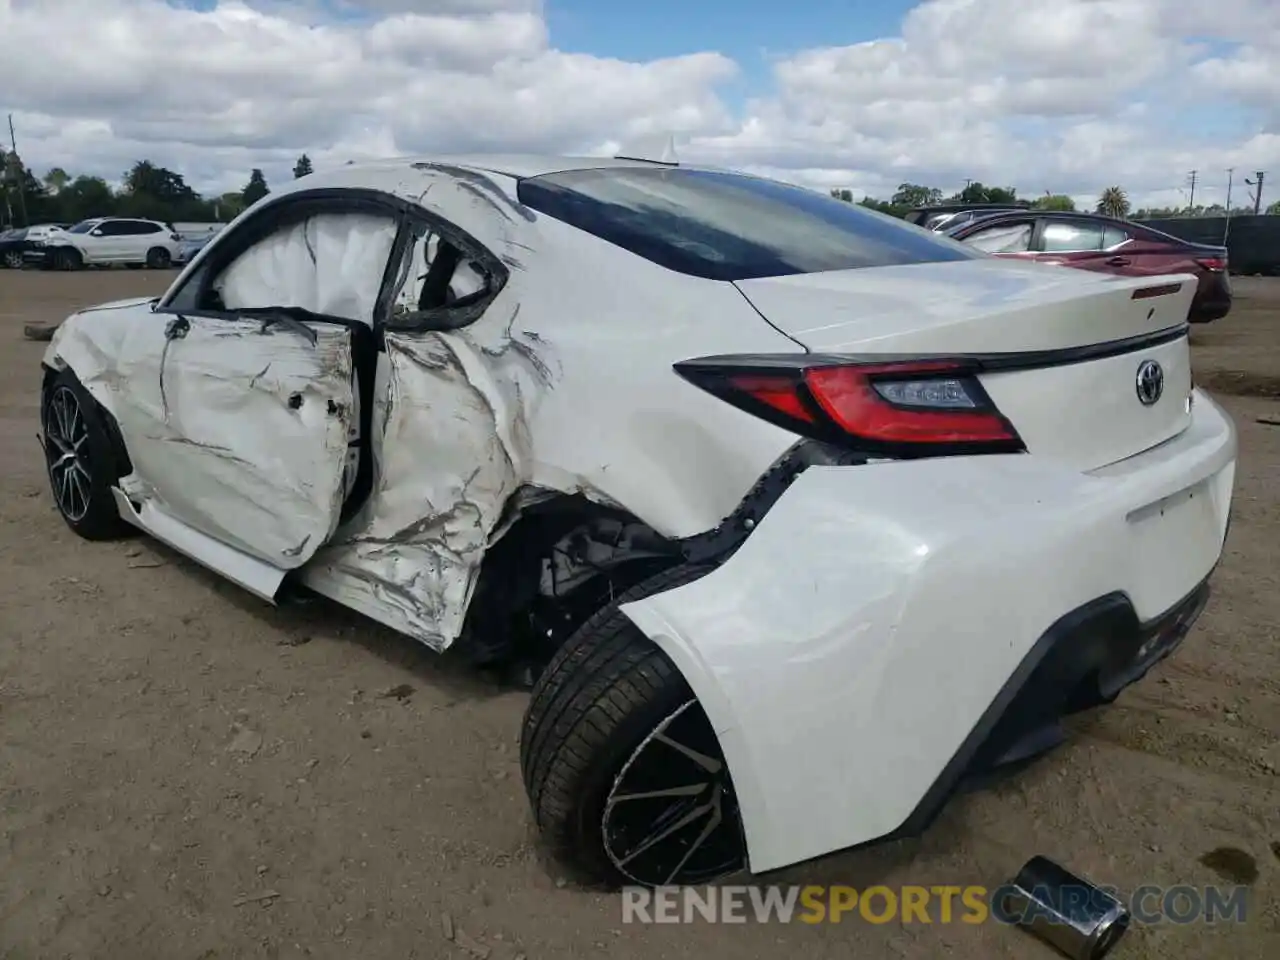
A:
[734, 258, 1197, 471]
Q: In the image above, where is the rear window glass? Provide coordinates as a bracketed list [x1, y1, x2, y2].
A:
[516, 167, 982, 281]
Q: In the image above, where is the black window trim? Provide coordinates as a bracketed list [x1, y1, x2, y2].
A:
[155, 187, 509, 340]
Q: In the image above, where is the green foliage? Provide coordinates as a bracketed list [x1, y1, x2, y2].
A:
[890, 183, 943, 209]
[951, 182, 1018, 205]
[1033, 194, 1076, 211]
[43, 168, 69, 194]
[293, 154, 313, 179]
[242, 168, 269, 207]
[828, 188, 908, 218]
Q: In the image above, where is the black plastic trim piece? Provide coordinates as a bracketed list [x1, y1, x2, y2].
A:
[676, 440, 868, 564]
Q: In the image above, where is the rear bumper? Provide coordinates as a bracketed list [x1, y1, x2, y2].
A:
[620, 390, 1236, 873]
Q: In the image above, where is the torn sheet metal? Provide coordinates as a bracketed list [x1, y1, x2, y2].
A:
[216, 212, 398, 324]
[146, 318, 355, 567]
[300, 321, 541, 649]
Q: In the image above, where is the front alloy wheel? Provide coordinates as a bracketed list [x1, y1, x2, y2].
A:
[41, 369, 132, 540]
[44, 384, 93, 523]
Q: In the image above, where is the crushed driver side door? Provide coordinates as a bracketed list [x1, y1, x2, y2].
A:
[119, 195, 403, 594]
[146, 311, 356, 567]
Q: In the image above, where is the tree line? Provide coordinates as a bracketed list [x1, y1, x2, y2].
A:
[0, 152, 314, 228]
[4, 152, 1276, 229]
[832, 181, 1280, 220]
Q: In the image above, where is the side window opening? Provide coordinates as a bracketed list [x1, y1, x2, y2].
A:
[206, 210, 399, 325]
[388, 223, 495, 325]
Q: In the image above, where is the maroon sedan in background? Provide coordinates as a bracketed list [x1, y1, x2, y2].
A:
[946, 211, 1232, 322]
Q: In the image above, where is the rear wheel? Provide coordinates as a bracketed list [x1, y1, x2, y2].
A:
[41, 368, 133, 541]
[520, 565, 746, 888]
[145, 247, 171, 269]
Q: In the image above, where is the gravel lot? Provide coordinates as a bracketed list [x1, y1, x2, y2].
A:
[1, 269, 1277, 959]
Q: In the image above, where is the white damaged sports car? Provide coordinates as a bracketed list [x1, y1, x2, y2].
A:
[39, 155, 1236, 888]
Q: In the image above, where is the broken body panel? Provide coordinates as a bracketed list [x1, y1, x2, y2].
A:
[43, 159, 802, 647]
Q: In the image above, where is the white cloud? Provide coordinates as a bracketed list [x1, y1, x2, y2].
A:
[2, 0, 1279, 208]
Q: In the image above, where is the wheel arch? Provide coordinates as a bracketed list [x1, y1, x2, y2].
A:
[615, 594, 768, 870]
[455, 489, 688, 664]
[42, 360, 134, 481]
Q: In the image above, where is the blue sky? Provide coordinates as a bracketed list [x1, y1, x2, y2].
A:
[546, 0, 915, 100]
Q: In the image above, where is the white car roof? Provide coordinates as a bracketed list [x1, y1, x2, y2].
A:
[362, 153, 677, 179]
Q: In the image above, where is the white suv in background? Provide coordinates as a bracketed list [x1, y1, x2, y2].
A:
[39, 218, 183, 270]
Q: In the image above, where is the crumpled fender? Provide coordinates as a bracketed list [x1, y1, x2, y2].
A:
[618, 400, 1234, 873]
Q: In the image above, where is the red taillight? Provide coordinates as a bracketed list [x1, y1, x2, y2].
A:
[1195, 257, 1226, 272]
[727, 374, 816, 423]
[677, 356, 1024, 457]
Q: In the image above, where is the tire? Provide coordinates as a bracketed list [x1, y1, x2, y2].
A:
[2, 249, 22, 269]
[520, 564, 746, 889]
[145, 247, 171, 269]
[41, 368, 133, 541]
[51, 247, 82, 271]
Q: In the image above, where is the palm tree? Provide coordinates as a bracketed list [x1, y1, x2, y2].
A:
[1096, 186, 1130, 219]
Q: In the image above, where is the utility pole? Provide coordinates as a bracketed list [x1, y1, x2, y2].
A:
[1223, 165, 1233, 241]
[7, 113, 29, 228]
[1187, 170, 1197, 211]
[1245, 171, 1265, 215]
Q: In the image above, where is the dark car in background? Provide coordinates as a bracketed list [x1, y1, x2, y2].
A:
[1, 223, 69, 268]
[947, 210, 1232, 322]
[905, 202, 1031, 232]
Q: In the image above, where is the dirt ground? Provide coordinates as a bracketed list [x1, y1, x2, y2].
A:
[0, 268, 1277, 960]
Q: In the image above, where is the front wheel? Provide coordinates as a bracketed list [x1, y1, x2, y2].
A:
[520, 565, 746, 888]
[2, 249, 22, 269]
[41, 368, 133, 541]
[145, 247, 171, 269]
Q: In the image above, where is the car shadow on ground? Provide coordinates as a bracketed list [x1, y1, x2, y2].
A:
[123, 534, 510, 703]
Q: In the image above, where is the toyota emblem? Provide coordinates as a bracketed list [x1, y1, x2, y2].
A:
[1135, 359, 1164, 406]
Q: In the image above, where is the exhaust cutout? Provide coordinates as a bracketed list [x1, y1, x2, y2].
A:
[998, 856, 1130, 960]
